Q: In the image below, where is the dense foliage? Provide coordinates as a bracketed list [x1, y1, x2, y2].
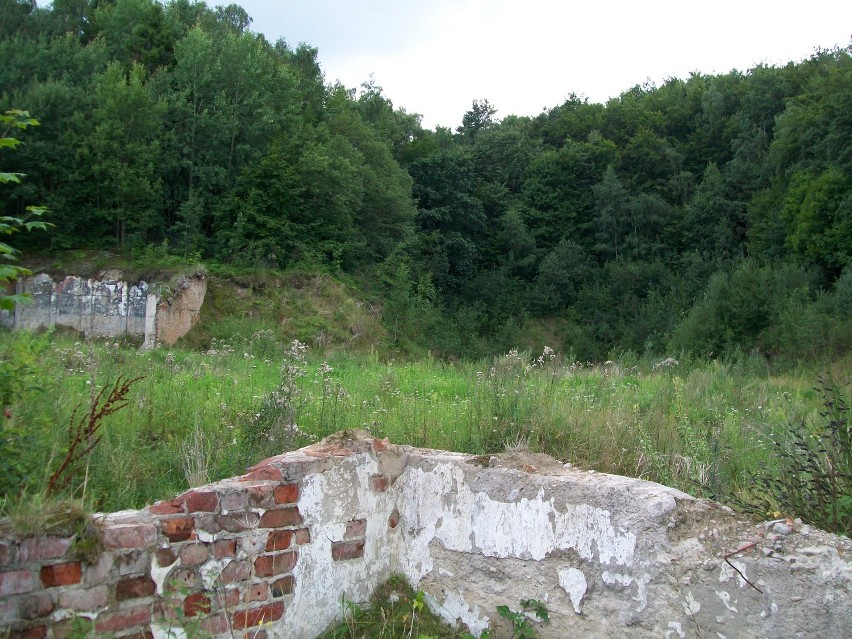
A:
[2, 0, 850, 361]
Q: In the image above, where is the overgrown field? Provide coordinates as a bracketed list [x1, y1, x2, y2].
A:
[1, 329, 849, 534]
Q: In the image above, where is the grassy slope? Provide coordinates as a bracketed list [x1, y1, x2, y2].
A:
[2, 253, 849, 532]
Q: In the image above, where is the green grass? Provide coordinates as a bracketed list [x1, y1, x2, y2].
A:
[317, 574, 469, 639]
[0, 328, 848, 528]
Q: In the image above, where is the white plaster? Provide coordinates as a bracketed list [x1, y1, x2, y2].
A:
[281, 454, 397, 639]
[558, 568, 587, 614]
[665, 621, 685, 638]
[719, 560, 749, 588]
[151, 557, 177, 595]
[601, 571, 649, 612]
[196, 528, 220, 543]
[397, 462, 636, 582]
[683, 591, 701, 616]
[428, 590, 490, 637]
[602, 571, 633, 588]
[200, 558, 231, 590]
[715, 590, 738, 613]
[150, 622, 187, 639]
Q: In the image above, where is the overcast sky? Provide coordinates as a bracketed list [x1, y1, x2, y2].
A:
[233, 0, 851, 129]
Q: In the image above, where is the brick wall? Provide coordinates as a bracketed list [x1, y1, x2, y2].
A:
[2, 432, 850, 639]
[0, 434, 395, 639]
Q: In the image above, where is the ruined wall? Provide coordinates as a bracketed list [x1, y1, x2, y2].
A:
[1, 433, 850, 639]
[1, 273, 205, 348]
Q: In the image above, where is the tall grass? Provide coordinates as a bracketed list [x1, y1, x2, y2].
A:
[0, 329, 846, 529]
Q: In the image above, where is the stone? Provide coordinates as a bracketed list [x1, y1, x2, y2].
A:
[59, 585, 110, 611]
[115, 576, 156, 600]
[0, 570, 34, 596]
[18, 537, 72, 562]
[102, 524, 157, 550]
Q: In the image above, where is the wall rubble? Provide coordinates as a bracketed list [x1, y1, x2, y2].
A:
[0, 432, 849, 638]
[1, 272, 205, 348]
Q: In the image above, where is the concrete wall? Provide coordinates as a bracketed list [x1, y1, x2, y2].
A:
[1, 273, 205, 348]
[1, 432, 850, 638]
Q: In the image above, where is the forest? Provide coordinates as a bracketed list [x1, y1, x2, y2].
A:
[1, 0, 851, 362]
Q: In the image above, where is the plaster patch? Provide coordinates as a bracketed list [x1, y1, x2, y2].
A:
[398, 463, 636, 578]
[151, 622, 186, 639]
[683, 591, 701, 616]
[200, 558, 231, 590]
[665, 621, 685, 638]
[151, 557, 177, 595]
[715, 590, 738, 613]
[429, 590, 489, 636]
[558, 568, 587, 614]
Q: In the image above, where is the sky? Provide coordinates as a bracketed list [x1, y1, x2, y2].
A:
[233, 0, 852, 130]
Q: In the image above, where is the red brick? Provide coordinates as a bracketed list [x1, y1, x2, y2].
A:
[216, 512, 259, 533]
[0, 570, 34, 596]
[345, 519, 366, 539]
[59, 585, 109, 611]
[40, 562, 82, 587]
[116, 576, 156, 600]
[265, 530, 293, 552]
[183, 593, 211, 617]
[233, 602, 284, 629]
[219, 587, 241, 609]
[372, 437, 391, 452]
[178, 490, 219, 513]
[271, 575, 294, 597]
[273, 484, 299, 504]
[0, 541, 12, 567]
[331, 540, 364, 562]
[200, 612, 230, 635]
[369, 474, 390, 492]
[219, 560, 250, 584]
[294, 528, 311, 545]
[258, 508, 302, 528]
[253, 552, 296, 577]
[103, 523, 157, 550]
[214, 539, 237, 559]
[95, 604, 151, 633]
[180, 543, 209, 565]
[388, 510, 400, 529]
[156, 548, 177, 567]
[164, 567, 201, 591]
[247, 582, 268, 602]
[9, 626, 47, 638]
[149, 500, 181, 515]
[20, 593, 55, 620]
[241, 464, 283, 482]
[19, 537, 72, 562]
[160, 517, 194, 542]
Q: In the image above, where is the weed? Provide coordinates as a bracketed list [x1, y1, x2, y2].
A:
[46, 375, 143, 497]
[317, 574, 467, 639]
[746, 377, 851, 535]
[0, 495, 103, 563]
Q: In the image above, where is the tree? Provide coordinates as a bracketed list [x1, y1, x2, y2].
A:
[0, 110, 50, 309]
[457, 99, 497, 141]
[89, 62, 164, 249]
